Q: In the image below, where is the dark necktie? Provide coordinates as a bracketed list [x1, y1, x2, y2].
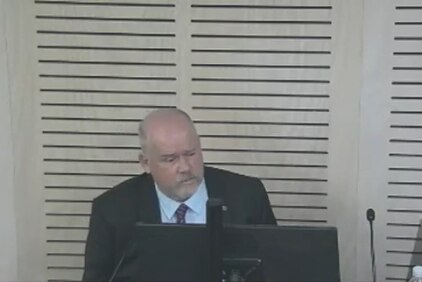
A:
[175, 203, 189, 224]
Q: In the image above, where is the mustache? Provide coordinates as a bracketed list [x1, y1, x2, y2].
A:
[178, 175, 201, 184]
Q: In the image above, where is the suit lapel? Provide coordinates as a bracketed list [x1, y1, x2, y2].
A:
[136, 173, 161, 224]
[204, 166, 224, 199]
[204, 167, 230, 223]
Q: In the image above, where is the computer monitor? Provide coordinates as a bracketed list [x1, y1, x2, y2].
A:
[118, 223, 340, 282]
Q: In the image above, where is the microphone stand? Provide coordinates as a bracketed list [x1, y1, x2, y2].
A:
[367, 208, 376, 282]
[207, 198, 224, 282]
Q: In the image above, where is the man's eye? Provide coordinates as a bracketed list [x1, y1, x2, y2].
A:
[186, 151, 196, 157]
[163, 157, 175, 163]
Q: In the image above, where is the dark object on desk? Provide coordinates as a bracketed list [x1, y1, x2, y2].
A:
[118, 223, 340, 282]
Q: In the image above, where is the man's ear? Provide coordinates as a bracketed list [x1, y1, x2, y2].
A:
[139, 152, 150, 173]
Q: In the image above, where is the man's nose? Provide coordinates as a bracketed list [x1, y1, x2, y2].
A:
[178, 156, 190, 172]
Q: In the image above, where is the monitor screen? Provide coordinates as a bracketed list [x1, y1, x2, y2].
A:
[115, 223, 340, 282]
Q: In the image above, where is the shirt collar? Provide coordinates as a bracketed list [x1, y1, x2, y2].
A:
[154, 179, 208, 220]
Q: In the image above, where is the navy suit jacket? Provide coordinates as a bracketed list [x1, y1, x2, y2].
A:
[83, 166, 276, 281]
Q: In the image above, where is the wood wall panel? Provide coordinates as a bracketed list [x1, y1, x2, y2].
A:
[385, 2, 422, 280]
[33, 1, 334, 280]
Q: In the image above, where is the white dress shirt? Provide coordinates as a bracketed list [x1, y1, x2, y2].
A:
[154, 179, 208, 224]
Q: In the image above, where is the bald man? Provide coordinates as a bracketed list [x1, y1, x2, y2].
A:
[83, 109, 276, 281]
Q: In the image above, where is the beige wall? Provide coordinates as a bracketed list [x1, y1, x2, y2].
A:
[1, 0, 421, 281]
[0, 1, 45, 281]
[0, 1, 18, 278]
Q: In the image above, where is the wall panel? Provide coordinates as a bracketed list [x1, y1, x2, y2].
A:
[33, 1, 335, 281]
[385, 2, 422, 280]
[34, 1, 177, 280]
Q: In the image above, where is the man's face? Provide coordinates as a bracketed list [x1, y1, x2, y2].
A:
[140, 117, 204, 202]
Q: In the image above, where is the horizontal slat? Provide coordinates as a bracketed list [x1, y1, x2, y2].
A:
[191, 52, 331, 66]
[392, 56, 422, 69]
[191, 23, 331, 37]
[388, 184, 422, 197]
[46, 241, 85, 255]
[201, 137, 328, 151]
[36, 19, 175, 34]
[272, 206, 328, 222]
[46, 202, 92, 214]
[190, 0, 331, 5]
[47, 255, 84, 268]
[41, 92, 176, 105]
[389, 170, 422, 182]
[41, 106, 170, 120]
[393, 40, 422, 54]
[38, 72, 176, 83]
[389, 156, 422, 169]
[47, 229, 88, 241]
[210, 164, 327, 180]
[385, 264, 411, 281]
[390, 129, 422, 142]
[277, 221, 327, 226]
[46, 188, 108, 202]
[389, 142, 422, 155]
[42, 120, 139, 134]
[386, 252, 418, 267]
[269, 193, 327, 207]
[391, 100, 422, 112]
[42, 120, 137, 134]
[386, 238, 422, 253]
[44, 174, 131, 188]
[387, 210, 422, 225]
[41, 135, 139, 148]
[46, 215, 90, 228]
[43, 161, 140, 174]
[190, 80, 330, 93]
[38, 64, 177, 78]
[392, 71, 422, 84]
[387, 224, 422, 238]
[35, 4, 175, 19]
[36, 0, 175, 5]
[190, 7, 331, 21]
[391, 85, 422, 98]
[191, 37, 331, 51]
[192, 95, 329, 109]
[47, 268, 83, 281]
[38, 46, 176, 61]
[395, 7, 422, 19]
[39, 77, 177, 91]
[391, 114, 422, 126]
[37, 33, 175, 48]
[43, 147, 139, 161]
[190, 67, 330, 81]
[263, 179, 327, 193]
[198, 124, 329, 139]
[394, 24, 422, 37]
[193, 109, 329, 123]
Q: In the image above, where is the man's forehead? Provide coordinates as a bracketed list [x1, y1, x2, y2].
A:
[144, 110, 189, 126]
[146, 116, 192, 134]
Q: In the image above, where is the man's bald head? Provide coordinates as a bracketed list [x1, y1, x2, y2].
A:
[138, 108, 204, 202]
[139, 108, 197, 154]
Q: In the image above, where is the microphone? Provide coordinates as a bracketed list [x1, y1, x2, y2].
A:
[206, 198, 224, 282]
[108, 225, 138, 282]
[108, 247, 131, 282]
[366, 208, 376, 282]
